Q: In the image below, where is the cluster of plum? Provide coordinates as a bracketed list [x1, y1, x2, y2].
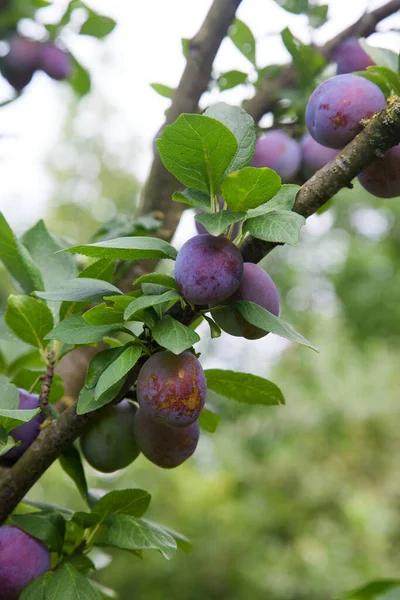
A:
[81, 350, 206, 472]
[249, 37, 399, 198]
[0, 34, 71, 91]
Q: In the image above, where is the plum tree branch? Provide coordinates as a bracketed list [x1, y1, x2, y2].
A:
[132, 0, 242, 244]
[241, 96, 400, 263]
[244, 0, 400, 123]
[1, 98, 399, 524]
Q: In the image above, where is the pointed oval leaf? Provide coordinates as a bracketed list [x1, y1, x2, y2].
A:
[45, 315, 125, 345]
[36, 278, 121, 303]
[124, 290, 181, 320]
[5, 295, 54, 350]
[194, 211, 246, 236]
[64, 237, 177, 261]
[45, 564, 101, 600]
[244, 209, 305, 245]
[221, 167, 281, 212]
[205, 369, 285, 406]
[152, 316, 200, 354]
[157, 114, 238, 194]
[92, 489, 151, 521]
[0, 213, 44, 294]
[234, 300, 318, 351]
[107, 515, 177, 559]
[94, 344, 141, 399]
[204, 103, 256, 173]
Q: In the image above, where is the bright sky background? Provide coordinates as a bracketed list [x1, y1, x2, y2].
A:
[0, 0, 399, 231]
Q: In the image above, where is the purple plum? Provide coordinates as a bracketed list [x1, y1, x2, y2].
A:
[0, 526, 50, 599]
[358, 144, 400, 198]
[212, 262, 280, 340]
[306, 74, 386, 149]
[80, 401, 140, 473]
[335, 38, 374, 75]
[0, 389, 43, 467]
[2, 36, 41, 90]
[300, 133, 338, 178]
[134, 409, 200, 469]
[175, 234, 243, 305]
[39, 43, 71, 80]
[136, 351, 206, 428]
[251, 130, 301, 182]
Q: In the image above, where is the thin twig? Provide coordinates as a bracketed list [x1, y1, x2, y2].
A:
[39, 351, 55, 419]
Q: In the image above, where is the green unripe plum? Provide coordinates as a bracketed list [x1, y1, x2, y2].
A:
[80, 401, 140, 473]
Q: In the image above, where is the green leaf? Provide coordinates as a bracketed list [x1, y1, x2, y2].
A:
[65, 237, 177, 261]
[199, 407, 220, 433]
[69, 52, 91, 96]
[107, 515, 177, 559]
[172, 189, 211, 212]
[0, 436, 20, 456]
[21, 220, 77, 292]
[124, 291, 181, 320]
[11, 512, 66, 553]
[204, 103, 256, 173]
[45, 315, 125, 345]
[59, 444, 89, 504]
[76, 380, 125, 415]
[205, 370, 285, 406]
[243, 209, 305, 245]
[59, 259, 116, 321]
[4, 295, 54, 350]
[307, 4, 329, 28]
[85, 347, 126, 389]
[80, 14, 116, 38]
[341, 579, 400, 599]
[221, 167, 281, 212]
[0, 212, 44, 294]
[83, 303, 124, 326]
[359, 40, 399, 72]
[152, 316, 200, 354]
[20, 572, 54, 600]
[150, 83, 175, 98]
[134, 273, 178, 290]
[194, 210, 246, 236]
[156, 525, 192, 555]
[6, 350, 43, 377]
[366, 66, 400, 96]
[0, 375, 20, 408]
[217, 70, 248, 91]
[281, 27, 325, 87]
[63, 553, 95, 574]
[157, 114, 238, 195]
[203, 314, 222, 339]
[234, 300, 318, 351]
[45, 564, 101, 600]
[95, 344, 141, 399]
[92, 489, 151, 521]
[246, 184, 300, 219]
[36, 278, 122, 303]
[228, 18, 256, 66]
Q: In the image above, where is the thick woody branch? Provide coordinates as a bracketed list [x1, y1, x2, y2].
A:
[1, 99, 399, 524]
[241, 97, 400, 263]
[245, 0, 400, 123]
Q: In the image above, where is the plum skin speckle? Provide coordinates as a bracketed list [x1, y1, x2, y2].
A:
[136, 351, 206, 428]
[305, 74, 385, 149]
